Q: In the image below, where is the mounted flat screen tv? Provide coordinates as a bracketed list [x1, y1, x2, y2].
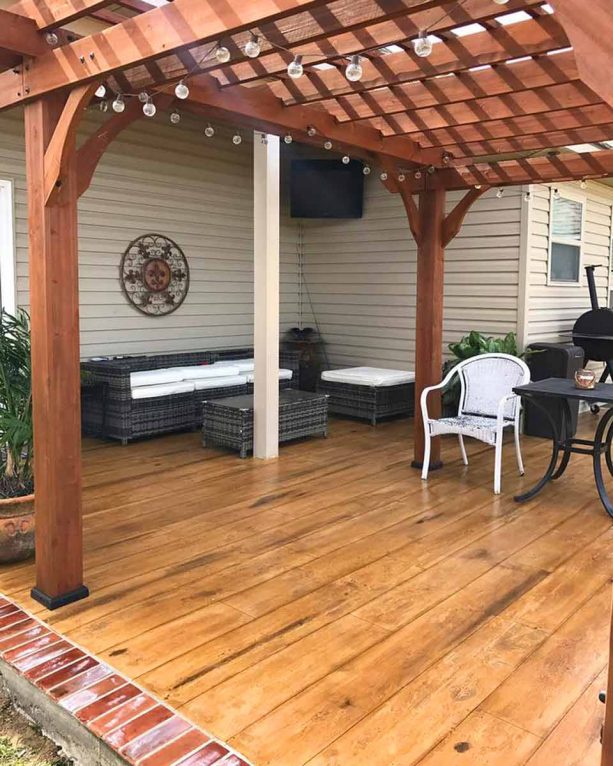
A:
[290, 159, 364, 219]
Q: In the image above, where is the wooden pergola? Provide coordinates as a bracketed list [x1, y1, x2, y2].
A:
[1, 0, 612, 653]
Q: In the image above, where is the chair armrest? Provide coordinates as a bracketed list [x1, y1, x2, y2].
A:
[496, 393, 517, 427]
[420, 365, 459, 423]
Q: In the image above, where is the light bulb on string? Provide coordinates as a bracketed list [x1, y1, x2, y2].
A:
[553, 187, 561, 199]
[204, 124, 215, 137]
[233, 132, 242, 145]
[324, 140, 333, 150]
[244, 33, 261, 58]
[307, 126, 316, 137]
[112, 93, 125, 113]
[345, 55, 363, 82]
[98, 100, 108, 112]
[493, 0, 509, 4]
[287, 55, 304, 80]
[496, 187, 504, 198]
[143, 98, 156, 117]
[284, 134, 293, 144]
[45, 31, 59, 46]
[580, 179, 587, 189]
[398, 174, 406, 182]
[175, 80, 189, 99]
[138, 91, 149, 103]
[341, 155, 350, 164]
[363, 165, 371, 175]
[524, 190, 531, 202]
[413, 32, 433, 58]
[215, 44, 231, 64]
[170, 110, 181, 125]
[95, 84, 106, 98]
[380, 172, 388, 181]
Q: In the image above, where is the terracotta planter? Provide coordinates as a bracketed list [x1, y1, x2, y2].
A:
[0, 493, 34, 563]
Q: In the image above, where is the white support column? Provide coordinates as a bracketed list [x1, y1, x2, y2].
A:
[253, 131, 280, 459]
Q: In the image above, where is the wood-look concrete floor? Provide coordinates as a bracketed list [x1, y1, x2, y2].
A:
[0, 415, 610, 765]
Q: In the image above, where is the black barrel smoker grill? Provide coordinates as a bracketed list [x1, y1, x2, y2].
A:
[572, 265, 613, 410]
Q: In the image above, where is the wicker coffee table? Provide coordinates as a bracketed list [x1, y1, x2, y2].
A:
[202, 389, 328, 458]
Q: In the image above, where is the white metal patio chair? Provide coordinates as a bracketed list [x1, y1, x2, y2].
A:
[421, 353, 531, 494]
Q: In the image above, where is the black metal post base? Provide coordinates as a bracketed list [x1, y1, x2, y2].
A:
[31, 585, 89, 611]
[411, 459, 443, 471]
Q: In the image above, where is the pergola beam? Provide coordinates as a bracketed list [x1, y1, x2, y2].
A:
[0, 0, 334, 111]
[183, 76, 446, 167]
[0, 7, 48, 57]
[550, 0, 613, 109]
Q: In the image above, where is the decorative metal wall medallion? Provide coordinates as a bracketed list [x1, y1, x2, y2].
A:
[120, 234, 189, 316]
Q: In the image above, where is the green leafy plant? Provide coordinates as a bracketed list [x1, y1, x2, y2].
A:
[442, 331, 523, 410]
[0, 310, 33, 498]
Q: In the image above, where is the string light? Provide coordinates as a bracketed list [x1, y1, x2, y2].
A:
[496, 187, 504, 198]
[174, 80, 189, 99]
[287, 55, 304, 79]
[112, 93, 125, 113]
[580, 179, 587, 189]
[284, 134, 293, 144]
[307, 126, 317, 137]
[324, 140, 333, 150]
[215, 44, 231, 64]
[493, 0, 509, 4]
[204, 124, 215, 137]
[143, 98, 156, 117]
[138, 91, 149, 103]
[524, 190, 531, 202]
[98, 100, 108, 112]
[244, 33, 261, 58]
[380, 172, 388, 181]
[414, 170, 423, 180]
[342, 155, 350, 164]
[398, 173, 406, 182]
[345, 55, 363, 82]
[95, 84, 106, 98]
[45, 31, 59, 46]
[233, 132, 242, 145]
[553, 187, 560, 199]
[363, 165, 371, 175]
[170, 110, 181, 124]
[413, 32, 433, 58]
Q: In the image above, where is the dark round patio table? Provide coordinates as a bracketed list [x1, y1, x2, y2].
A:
[514, 377, 613, 518]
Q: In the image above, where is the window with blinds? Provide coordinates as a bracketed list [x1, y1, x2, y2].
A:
[549, 192, 583, 284]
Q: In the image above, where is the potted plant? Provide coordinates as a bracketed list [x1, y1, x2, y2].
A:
[442, 331, 523, 415]
[0, 310, 34, 563]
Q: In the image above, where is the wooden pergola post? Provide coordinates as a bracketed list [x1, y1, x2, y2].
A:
[412, 187, 446, 470]
[24, 92, 88, 610]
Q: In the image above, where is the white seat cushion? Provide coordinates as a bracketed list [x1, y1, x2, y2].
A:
[130, 367, 185, 388]
[321, 367, 415, 387]
[131, 381, 195, 400]
[429, 414, 513, 446]
[178, 364, 240, 380]
[193, 374, 247, 391]
[213, 359, 255, 373]
[244, 368, 293, 383]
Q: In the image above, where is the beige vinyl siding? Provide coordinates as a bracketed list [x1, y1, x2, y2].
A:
[0, 108, 300, 359]
[300, 180, 522, 370]
[524, 181, 613, 346]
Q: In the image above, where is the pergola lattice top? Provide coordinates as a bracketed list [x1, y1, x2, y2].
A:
[1, 0, 612, 189]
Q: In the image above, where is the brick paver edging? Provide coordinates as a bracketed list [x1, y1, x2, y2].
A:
[0, 594, 251, 766]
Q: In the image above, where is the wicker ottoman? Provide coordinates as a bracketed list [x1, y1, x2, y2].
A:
[202, 389, 328, 458]
[318, 367, 415, 425]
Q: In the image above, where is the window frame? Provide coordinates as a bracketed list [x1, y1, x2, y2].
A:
[547, 187, 585, 287]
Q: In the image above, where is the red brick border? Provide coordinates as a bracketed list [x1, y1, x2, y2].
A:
[0, 596, 251, 766]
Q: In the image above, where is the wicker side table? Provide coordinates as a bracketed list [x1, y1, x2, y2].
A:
[202, 390, 328, 458]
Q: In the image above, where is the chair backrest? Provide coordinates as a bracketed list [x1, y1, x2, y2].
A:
[457, 353, 530, 419]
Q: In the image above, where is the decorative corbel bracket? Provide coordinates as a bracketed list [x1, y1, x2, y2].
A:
[441, 185, 490, 247]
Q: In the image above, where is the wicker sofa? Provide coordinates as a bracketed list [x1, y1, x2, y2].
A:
[81, 347, 299, 443]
